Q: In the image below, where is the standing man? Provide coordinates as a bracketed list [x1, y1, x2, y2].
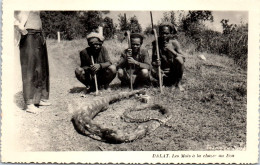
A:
[15, 11, 50, 112]
[151, 23, 186, 91]
[75, 32, 116, 92]
[116, 33, 151, 89]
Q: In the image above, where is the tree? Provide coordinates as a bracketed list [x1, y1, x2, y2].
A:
[161, 11, 177, 26]
[41, 11, 85, 40]
[143, 25, 159, 36]
[221, 19, 236, 35]
[62, 14, 85, 40]
[129, 15, 142, 33]
[181, 11, 213, 32]
[178, 11, 214, 51]
[103, 16, 116, 39]
[79, 11, 103, 33]
[41, 11, 113, 40]
[118, 13, 129, 31]
[118, 14, 142, 33]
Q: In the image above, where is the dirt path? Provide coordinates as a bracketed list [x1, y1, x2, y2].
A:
[14, 40, 141, 151]
[14, 41, 104, 151]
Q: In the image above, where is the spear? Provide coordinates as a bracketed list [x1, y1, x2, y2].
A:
[125, 13, 133, 91]
[91, 56, 99, 96]
[150, 11, 163, 93]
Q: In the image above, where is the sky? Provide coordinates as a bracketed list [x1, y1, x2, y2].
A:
[106, 11, 248, 32]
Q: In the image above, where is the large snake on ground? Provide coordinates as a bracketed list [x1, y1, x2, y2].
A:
[72, 90, 172, 143]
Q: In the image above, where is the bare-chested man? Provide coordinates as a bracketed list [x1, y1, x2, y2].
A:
[151, 23, 186, 91]
[116, 33, 151, 89]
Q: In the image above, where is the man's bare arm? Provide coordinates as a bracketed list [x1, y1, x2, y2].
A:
[167, 40, 188, 58]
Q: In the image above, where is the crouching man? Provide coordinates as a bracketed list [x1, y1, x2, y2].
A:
[151, 23, 186, 91]
[116, 33, 151, 89]
[75, 32, 116, 92]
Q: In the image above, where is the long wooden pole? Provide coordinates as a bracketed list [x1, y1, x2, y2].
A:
[126, 31, 133, 91]
[125, 13, 133, 91]
[91, 56, 99, 95]
[150, 11, 154, 30]
[150, 11, 163, 93]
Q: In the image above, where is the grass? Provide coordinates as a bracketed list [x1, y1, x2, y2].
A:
[46, 38, 246, 151]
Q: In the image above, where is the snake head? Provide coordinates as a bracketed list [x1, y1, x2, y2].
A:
[101, 128, 115, 135]
[101, 129, 125, 144]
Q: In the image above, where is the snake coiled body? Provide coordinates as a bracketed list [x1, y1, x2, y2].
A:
[72, 90, 172, 143]
[122, 104, 171, 123]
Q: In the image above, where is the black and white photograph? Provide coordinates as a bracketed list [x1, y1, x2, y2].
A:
[1, 0, 259, 164]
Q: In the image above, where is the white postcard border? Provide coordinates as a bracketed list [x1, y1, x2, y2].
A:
[1, 0, 259, 163]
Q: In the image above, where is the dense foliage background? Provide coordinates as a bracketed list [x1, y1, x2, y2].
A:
[40, 11, 248, 69]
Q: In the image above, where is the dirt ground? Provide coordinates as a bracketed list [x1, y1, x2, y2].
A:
[12, 40, 246, 151]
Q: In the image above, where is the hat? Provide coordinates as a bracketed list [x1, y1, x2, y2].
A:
[87, 32, 104, 42]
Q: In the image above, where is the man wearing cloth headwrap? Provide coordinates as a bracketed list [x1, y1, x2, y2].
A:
[75, 32, 116, 92]
[151, 22, 186, 91]
[116, 33, 151, 89]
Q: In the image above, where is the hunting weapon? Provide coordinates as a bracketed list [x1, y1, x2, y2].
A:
[125, 13, 133, 91]
[91, 56, 99, 95]
[150, 11, 163, 93]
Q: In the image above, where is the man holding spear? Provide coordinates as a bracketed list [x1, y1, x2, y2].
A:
[116, 33, 151, 89]
[151, 22, 186, 91]
[75, 32, 117, 93]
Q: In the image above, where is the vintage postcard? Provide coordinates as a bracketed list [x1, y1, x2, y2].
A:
[1, 0, 259, 164]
